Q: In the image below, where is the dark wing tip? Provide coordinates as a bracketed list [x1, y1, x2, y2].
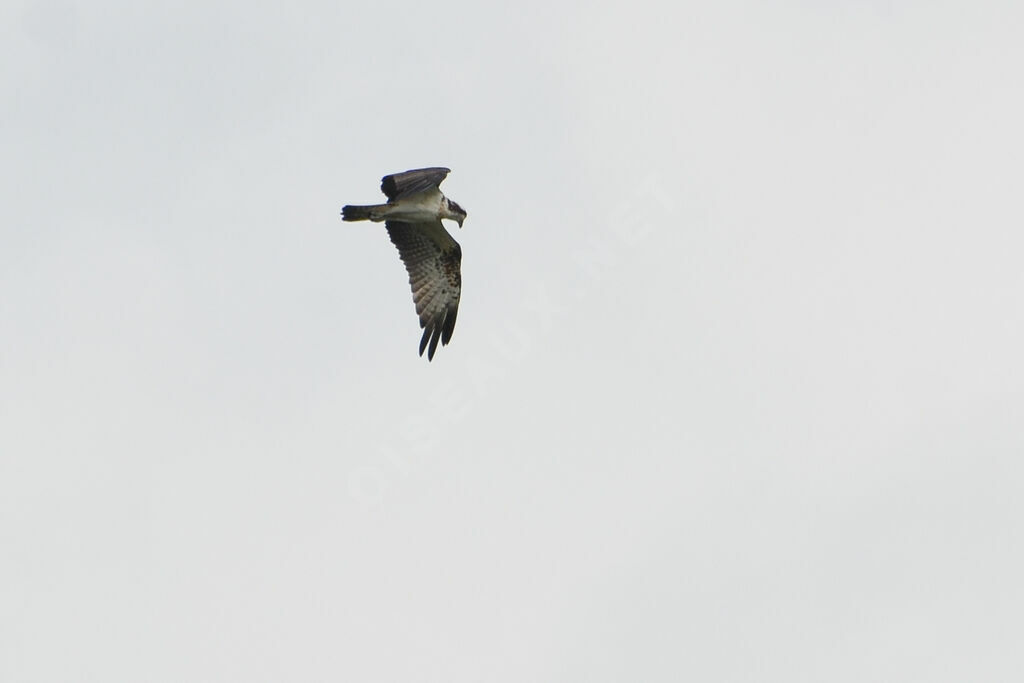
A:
[417, 306, 458, 361]
[441, 304, 458, 345]
[427, 326, 442, 360]
[418, 323, 442, 361]
[418, 326, 431, 358]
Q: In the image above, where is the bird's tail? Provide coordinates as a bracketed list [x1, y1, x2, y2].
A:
[341, 204, 387, 222]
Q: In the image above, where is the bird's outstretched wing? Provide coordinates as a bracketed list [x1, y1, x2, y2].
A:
[385, 220, 462, 360]
[381, 167, 451, 201]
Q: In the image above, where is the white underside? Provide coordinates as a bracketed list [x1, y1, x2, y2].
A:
[382, 188, 445, 223]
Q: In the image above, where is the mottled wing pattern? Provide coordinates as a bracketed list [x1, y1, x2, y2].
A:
[385, 220, 462, 360]
[381, 167, 451, 201]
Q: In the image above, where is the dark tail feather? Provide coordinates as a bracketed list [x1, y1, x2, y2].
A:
[341, 204, 378, 221]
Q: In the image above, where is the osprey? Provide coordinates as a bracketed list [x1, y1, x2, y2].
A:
[341, 167, 468, 360]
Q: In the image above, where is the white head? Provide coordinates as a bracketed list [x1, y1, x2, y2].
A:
[444, 198, 467, 228]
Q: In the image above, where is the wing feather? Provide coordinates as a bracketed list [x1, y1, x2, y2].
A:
[380, 167, 451, 201]
[385, 220, 462, 360]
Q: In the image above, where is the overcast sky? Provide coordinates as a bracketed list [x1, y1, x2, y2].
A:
[2, 1, 1023, 680]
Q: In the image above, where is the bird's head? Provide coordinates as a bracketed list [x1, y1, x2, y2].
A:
[446, 199, 467, 228]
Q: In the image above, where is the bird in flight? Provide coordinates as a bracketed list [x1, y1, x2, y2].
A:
[341, 167, 468, 360]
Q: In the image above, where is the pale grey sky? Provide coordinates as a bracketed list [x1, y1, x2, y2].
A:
[2, 1, 1023, 681]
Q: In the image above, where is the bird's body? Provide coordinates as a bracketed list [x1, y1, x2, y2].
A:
[342, 186, 458, 225]
[340, 167, 468, 361]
